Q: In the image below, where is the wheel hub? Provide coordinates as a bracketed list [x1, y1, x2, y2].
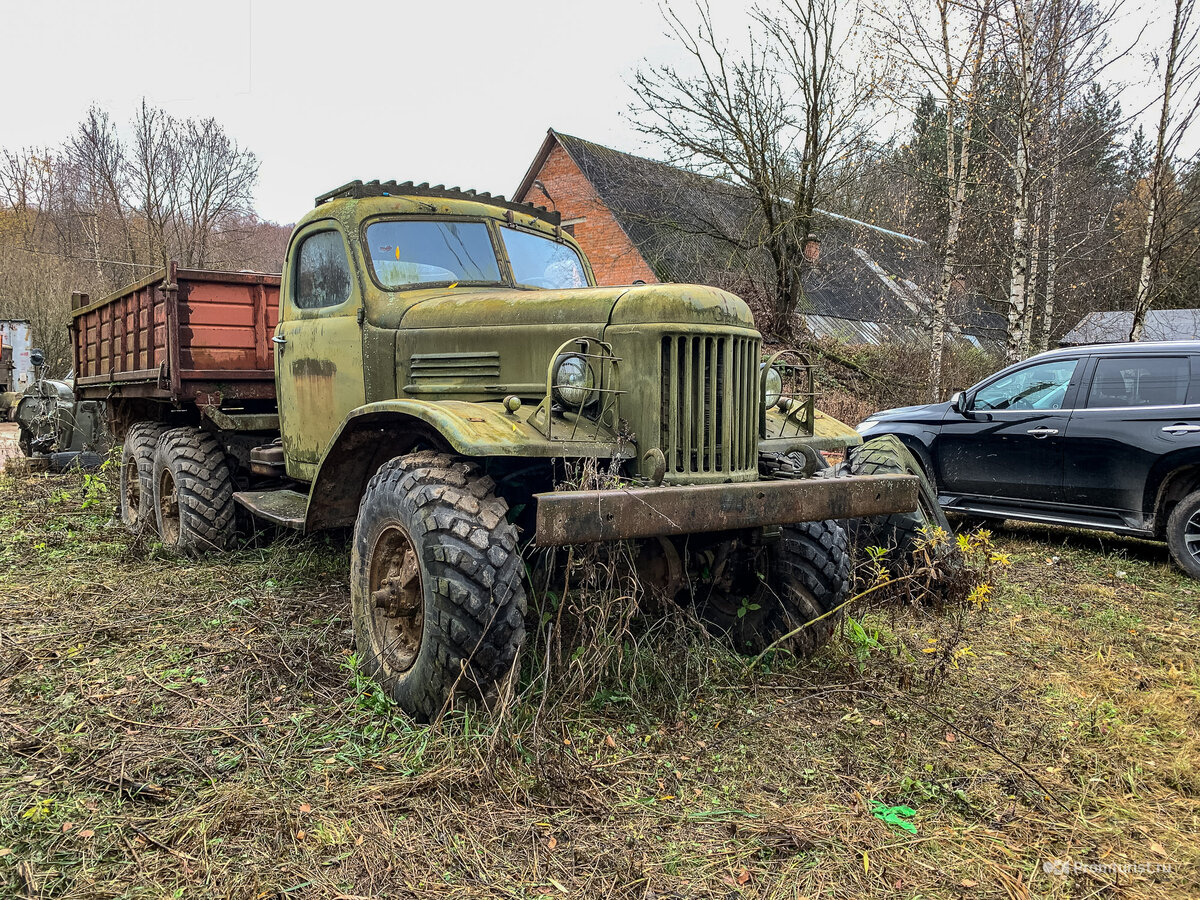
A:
[1186, 511, 1200, 563]
[368, 525, 425, 672]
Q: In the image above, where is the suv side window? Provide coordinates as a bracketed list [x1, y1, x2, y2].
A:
[294, 230, 352, 310]
[1085, 356, 1190, 408]
[972, 359, 1079, 411]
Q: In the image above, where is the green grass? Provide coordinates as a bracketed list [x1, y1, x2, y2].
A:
[1, 469, 1198, 898]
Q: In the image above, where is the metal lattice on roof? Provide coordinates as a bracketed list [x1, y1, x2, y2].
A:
[316, 179, 561, 226]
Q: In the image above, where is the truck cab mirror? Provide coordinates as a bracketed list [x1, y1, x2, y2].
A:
[950, 391, 967, 414]
[30, 348, 45, 368]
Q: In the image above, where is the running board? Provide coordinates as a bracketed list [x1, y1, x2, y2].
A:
[234, 489, 307, 530]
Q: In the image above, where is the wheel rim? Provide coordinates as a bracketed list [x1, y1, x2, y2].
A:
[1186, 510, 1200, 564]
[367, 524, 425, 673]
[122, 457, 141, 525]
[158, 469, 180, 545]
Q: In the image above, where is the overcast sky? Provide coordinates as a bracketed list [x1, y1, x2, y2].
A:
[0, 0, 1175, 226]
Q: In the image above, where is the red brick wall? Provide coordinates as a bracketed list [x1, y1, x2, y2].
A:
[517, 143, 659, 286]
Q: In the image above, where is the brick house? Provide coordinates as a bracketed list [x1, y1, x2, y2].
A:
[514, 129, 1004, 349]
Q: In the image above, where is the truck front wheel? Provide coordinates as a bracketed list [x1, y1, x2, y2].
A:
[351, 451, 527, 721]
[152, 427, 237, 553]
[698, 519, 851, 657]
[120, 422, 167, 535]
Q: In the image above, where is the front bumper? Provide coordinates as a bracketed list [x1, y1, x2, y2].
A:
[533, 474, 918, 546]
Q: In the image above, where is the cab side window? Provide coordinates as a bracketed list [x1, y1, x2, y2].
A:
[1085, 357, 1190, 408]
[294, 230, 352, 310]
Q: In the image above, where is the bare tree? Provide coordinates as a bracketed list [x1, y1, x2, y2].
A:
[631, 0, 880, 328]
[877, 0, 993, 399]
[1130, 0, 1200, 340]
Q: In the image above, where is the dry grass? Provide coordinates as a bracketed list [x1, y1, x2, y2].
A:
[1, 465, 1198, 899]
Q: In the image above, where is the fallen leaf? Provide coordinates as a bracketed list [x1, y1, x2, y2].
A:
[547, 836, 558, 850]
[0, 848, 11, 858]
[79, 829, 95, 839]
[1150, 841, 1167, 857]
[61, 822, 73, 833]
[945, 731, 956, 742]
[604, 734, 616, 748]
[295, 830, 306, 840]
[961, 879, 979, 887]
[869, 719, 884, 726]
[736, 868, 750, 885]
[299, 803, 312, 814]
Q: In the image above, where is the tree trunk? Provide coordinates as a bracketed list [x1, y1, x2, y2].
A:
[1005, 2, 1035, 363]
[1021, 199, 1042, 356]
[1039, 181, 1060, 352]
[1131, 0, 1185, 341]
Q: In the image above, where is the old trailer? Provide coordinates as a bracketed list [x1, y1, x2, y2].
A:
[70, 262, 281, 420]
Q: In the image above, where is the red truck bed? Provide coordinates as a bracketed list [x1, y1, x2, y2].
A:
[71, 262, 281, 404]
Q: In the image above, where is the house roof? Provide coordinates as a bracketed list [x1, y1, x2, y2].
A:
[516, 129, 1005, 347]
[1059, 310, 1200, 345]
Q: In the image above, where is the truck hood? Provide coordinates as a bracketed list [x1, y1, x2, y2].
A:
[386, 282, 756, 331]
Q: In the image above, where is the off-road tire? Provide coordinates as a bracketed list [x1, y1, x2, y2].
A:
[700, 519, 851, 657]
[152, 427, 236, 554]
[17, 423, 33, 457]
[351, 451, 527, 721]
[842, 436, 957, 569]
[1166, 490, 1200, 580]
[120, 422, 168, 535]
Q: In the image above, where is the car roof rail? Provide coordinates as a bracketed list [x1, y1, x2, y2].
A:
[315, 179, 562, 226]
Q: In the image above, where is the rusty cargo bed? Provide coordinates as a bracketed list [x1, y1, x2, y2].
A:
[71, 262, 281, 404]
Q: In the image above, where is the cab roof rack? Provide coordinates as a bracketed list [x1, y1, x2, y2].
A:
[315, 179, 562, 226]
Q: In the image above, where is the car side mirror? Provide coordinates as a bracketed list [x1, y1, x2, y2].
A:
[950, 391, 967, 414]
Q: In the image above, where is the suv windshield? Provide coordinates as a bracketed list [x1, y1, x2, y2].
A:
[500, 226, 588, 289]
[365, 220, 502, 288]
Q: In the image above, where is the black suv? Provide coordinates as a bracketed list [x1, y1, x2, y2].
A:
[856, 342, 1200, 577]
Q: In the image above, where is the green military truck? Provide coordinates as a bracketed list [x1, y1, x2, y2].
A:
[68, 180, 921, 719]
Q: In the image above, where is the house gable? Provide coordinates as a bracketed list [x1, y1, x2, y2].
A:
[514, 132, 658, 286]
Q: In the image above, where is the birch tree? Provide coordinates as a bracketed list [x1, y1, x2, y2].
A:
[1130, 0, 1200, 340]
[877, 0, 992, 400]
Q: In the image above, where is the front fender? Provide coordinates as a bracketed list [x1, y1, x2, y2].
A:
[304, 399, 632, 531]
[759, 407, 864, 454]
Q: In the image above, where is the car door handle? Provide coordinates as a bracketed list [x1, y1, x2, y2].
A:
[271, 335, 287, 345]
[1027, 427, 1059, 438]
[1162, 424, 1200, 434]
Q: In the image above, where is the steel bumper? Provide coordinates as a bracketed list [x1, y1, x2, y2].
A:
[533, 473, 919, 546]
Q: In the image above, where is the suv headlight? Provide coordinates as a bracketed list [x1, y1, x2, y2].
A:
[761, 363, 783, 408]
[553, 354, 597, 408]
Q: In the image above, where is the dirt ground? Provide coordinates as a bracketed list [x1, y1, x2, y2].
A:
[1, 465, 1198, 899]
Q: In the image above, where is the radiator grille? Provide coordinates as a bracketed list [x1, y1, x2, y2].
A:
[659, 334, 759, 477]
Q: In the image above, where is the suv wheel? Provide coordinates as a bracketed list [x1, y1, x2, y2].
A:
[1166, 490, 1200, 579]
[120, 422, 167, 535]
[350, 451, 527, 721]
[697, 519, 850, 657]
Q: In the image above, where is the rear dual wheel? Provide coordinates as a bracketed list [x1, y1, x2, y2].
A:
[119, 422, 236, 553]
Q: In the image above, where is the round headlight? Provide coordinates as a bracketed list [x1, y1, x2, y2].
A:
[762, 364, 783, 408]
[553, 354, 596, 408]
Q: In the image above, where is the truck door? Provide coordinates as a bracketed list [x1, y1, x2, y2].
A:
[275, 224, 366, 482]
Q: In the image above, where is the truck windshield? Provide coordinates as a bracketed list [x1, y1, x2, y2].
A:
[365, 220, 502, 287]
[500, 226, 588, 289]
